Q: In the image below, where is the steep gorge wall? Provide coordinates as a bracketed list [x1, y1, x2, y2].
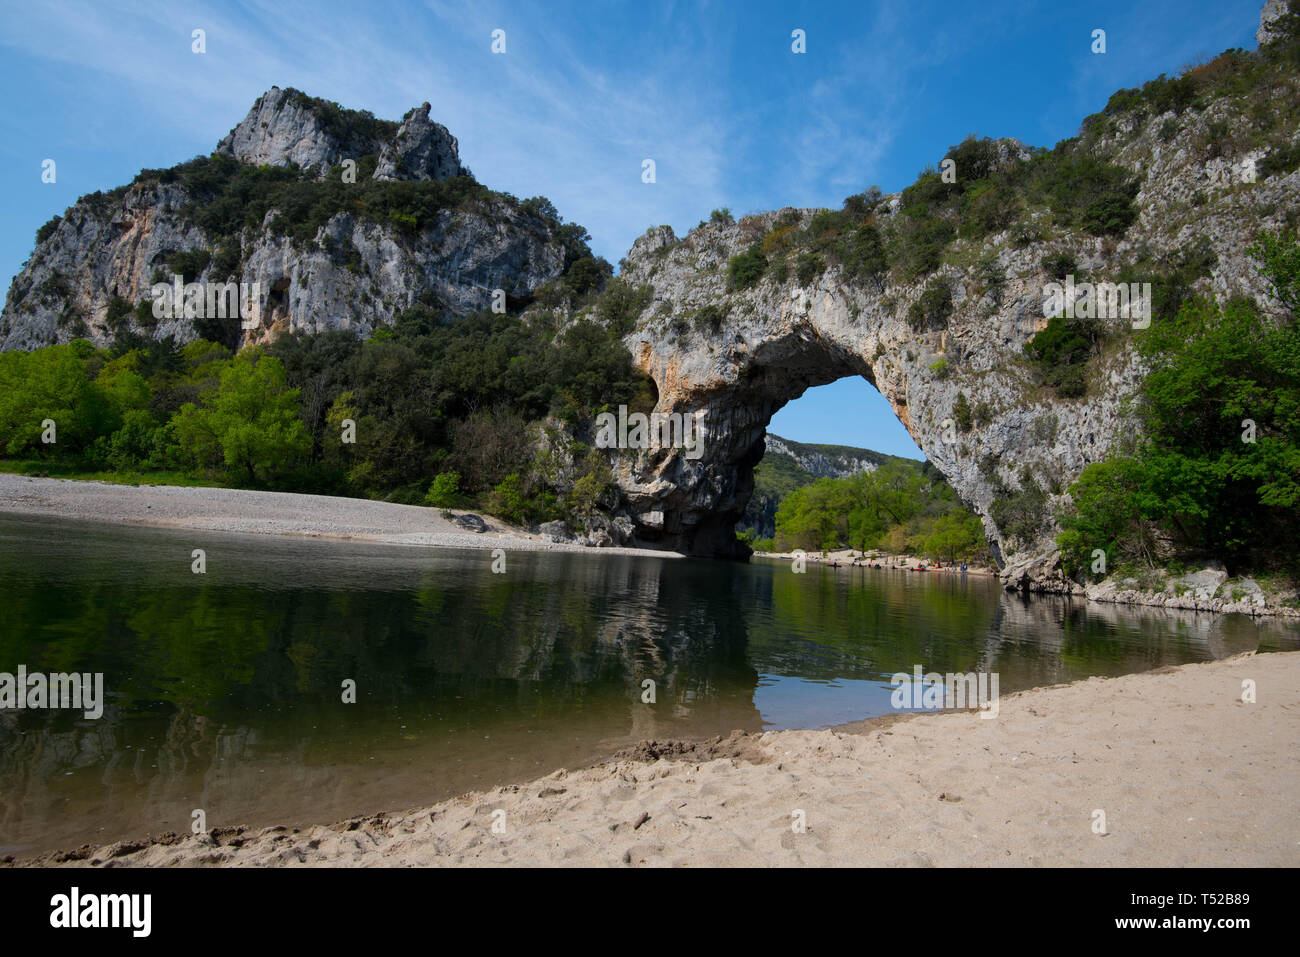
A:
[604, 64, 1300, 587]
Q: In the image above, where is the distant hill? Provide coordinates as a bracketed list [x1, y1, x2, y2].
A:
[739, 434, 923, 539]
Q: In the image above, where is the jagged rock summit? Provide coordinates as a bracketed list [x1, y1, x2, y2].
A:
[1258, 0, 1294, 45]
[374, 102, 466, 181]
[216, 86, 466, 181]
[1, 88, 577, 351]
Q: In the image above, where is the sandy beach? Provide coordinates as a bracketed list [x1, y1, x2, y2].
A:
[14, 650, 1297, 867]
[0, 473, 679, 558]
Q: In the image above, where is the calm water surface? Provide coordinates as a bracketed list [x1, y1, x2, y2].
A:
[2, 512, 1297, 855]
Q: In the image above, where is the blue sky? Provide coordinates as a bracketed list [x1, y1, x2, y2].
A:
[0, 0, 1266, 459]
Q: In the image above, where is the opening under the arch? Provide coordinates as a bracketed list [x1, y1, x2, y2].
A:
[767, 377, 925, 462]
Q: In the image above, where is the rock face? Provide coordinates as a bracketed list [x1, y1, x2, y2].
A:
[1258, 0, 1293, 46]
[451, 513, 488, 533]
[605, 85, 1300, 585]
[216, 87, 465, 181]
[762, 435, 882, 480]
[216, 87, 373, 173]
[1085, 573, 1296, 618]
[1, 89, 566, 350]
[374, 103, 466, 182]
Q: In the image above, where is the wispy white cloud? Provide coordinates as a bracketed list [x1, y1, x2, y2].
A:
[0, 0, 902, 260]
[2, 0, 1259, 273]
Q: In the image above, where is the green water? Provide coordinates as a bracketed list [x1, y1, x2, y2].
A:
[2, 512, 1297, 856]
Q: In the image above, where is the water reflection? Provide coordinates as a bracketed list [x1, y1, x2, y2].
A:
[1, 514, 1296, 855]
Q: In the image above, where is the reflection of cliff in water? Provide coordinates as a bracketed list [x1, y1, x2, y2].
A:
[4, 516, 1298, 858]
[0, 543, 763, 856]
[986, 589, 1295, 693]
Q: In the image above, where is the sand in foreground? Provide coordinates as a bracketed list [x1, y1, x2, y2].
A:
[22, 651, 1299, 867]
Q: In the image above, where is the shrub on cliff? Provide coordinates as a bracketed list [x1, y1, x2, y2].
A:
[694, 304, 726, 333]
[953, 392, 973, 432]
[837, 224, 888, 282]
[1027, 152, 1139, 237]
[593, 278, 653, 334]
[35, 215, 61, 245]
[727, 243, 767, 291]
[795, 253, 824, 286]
[1024, 315, 1103, 398]
[907, 279, 953, 331]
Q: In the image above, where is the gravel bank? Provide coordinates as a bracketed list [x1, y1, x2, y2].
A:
[0, 474, 681, 558]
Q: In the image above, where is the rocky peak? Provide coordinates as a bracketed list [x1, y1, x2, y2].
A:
[216, 87, 363, 174]
[374, 102, 466, 181]
[1, 87, 572, 352]
[625, 225, 679, 269]
[216, 87, 464, 182]
[1258, 0, 1294, 46]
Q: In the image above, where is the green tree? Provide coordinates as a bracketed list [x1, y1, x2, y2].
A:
[727, 244, 767, 291]
[425, 471, 462, 507]
[0, 342, 113, 456]
[487, 473, 528, 525]
[568, 451, 612, 519]
[170, 349, 310, 483]
[1056, 458, 1159, 577]
[921, 512, 985, 563]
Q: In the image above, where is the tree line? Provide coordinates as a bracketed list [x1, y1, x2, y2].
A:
[746, 461, 987, 563]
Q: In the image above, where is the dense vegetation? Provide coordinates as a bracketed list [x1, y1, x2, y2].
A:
[1056, 230, 1300, 579]
[711, 127, 1145, 305]
[738, 435, 913, 540]
[748, 460, 986, 564]
[281, 88, 400, 150]
[0, 295, 656, 530]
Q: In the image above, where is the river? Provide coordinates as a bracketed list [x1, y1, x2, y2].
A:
[2, 512, 1296, 856]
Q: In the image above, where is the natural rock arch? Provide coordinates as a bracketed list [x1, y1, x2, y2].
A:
[625, 316, 888, 561]
[605, 212, 1153, 585]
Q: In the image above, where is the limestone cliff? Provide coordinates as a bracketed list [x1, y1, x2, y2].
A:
[1, 88, 577, 350]
[600, 26, 1300, 589]
[215, 87, 466, 182]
